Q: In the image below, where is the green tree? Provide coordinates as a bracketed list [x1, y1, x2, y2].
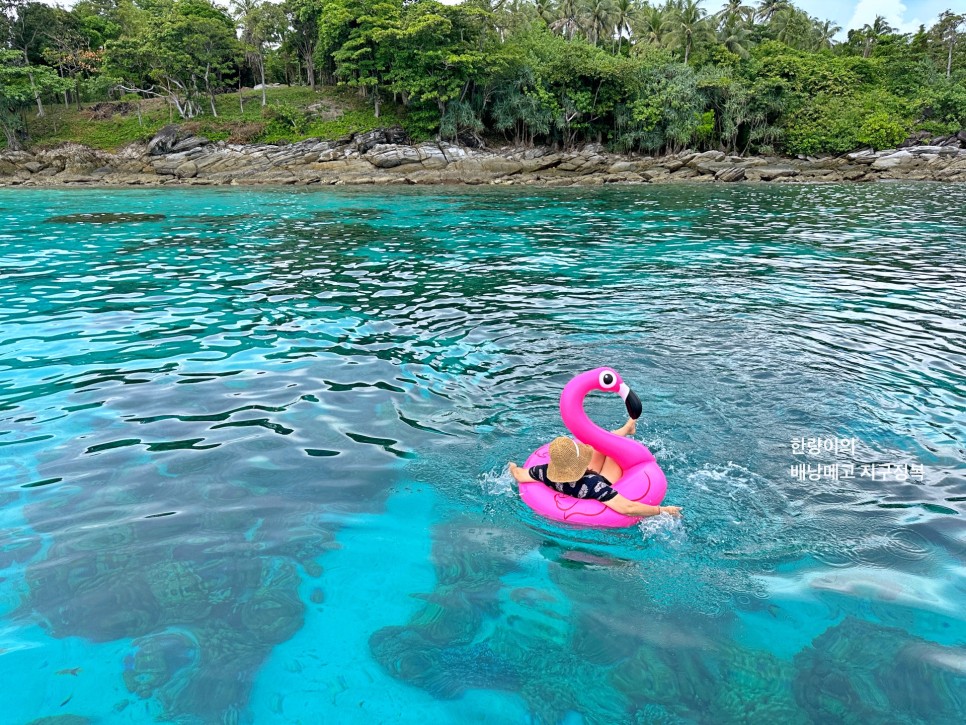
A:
[633, 3, 669, 47]
[856, 15, 894, 58]
[331, 0, 400, 117]
[934, 11, 965, 78]
[231, 0, 283, 107]
[812, 19, 840, 51]
[665, 0, 713, 63]
[581, 0, 616, 46]
[105, 0, 239, 119]
[0, 48, 69, 148]
[283, 0, 321, 88]
[383, 1, 491, 137]
[6, 0, 58, 117]
[717, 12, 753, 58]
[611, 0, 638, 54]
[755, 0, 789, 24]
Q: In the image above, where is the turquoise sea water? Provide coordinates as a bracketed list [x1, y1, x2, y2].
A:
[1, 184, 964, 724]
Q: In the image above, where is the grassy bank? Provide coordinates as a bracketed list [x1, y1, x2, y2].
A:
[18, 86, 405, 151]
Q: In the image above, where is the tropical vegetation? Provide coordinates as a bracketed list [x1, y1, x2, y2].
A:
[1, 0, 964, 154]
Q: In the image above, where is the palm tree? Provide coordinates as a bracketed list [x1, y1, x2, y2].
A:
[582, 0, 617, 45]
[812, 18, 840, 50]
[771, 7, 812, 49]
[717, 0, 753, 25]
[860, 14, 893, 57]
[755, 0, 789, 24]
[611, 0, 639, 53]
[718, 15, 753, 58]
[551, 0, 582, 39]
[635, 3, 670, 46]
[665, 0, 713, 63]
[535, 0, 555, 25]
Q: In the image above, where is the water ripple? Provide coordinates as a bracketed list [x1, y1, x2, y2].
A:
[1, 184, 965, 723]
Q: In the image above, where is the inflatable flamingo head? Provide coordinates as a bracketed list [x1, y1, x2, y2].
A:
[564, 367, 643, 420]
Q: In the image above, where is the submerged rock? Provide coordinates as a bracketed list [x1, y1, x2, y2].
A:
[45, 212, 165, 224]
[793, 617, 966, 723]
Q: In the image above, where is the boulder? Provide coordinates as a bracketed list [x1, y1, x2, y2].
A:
[175, 161, 198, 178]
[870, 150, 920, 171]
[477, 157, 524, 175]
[170, 136, 210, 154]
[415, 143, 448, 170]
[353, 126, 410, 152]
[147, 124, 181, 155]
[847, 150, 876, 164]
[715, 167, 746, 182]
[366, 144, 422, 168]
[607, 161, 639, 173]
[642, 167, 670, 181]
[685, 150, 726, 168]
[756, 165, 798, 180]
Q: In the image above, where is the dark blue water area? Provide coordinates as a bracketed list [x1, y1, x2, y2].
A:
[0, 184, 965, 724]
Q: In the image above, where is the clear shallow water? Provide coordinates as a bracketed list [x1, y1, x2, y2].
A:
[1, 184, 964, 724]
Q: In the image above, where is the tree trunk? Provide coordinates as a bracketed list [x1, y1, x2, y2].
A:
[374, 89, 381, 118]
[259, 55, 267, 107]
[948, 39, 954, 78]
[28, 69, 45, 118]
[304, 46, 316, 90]
[205, 64, 218, 117]
[3, 125, 22, 151]
[74, 75, 82, 111]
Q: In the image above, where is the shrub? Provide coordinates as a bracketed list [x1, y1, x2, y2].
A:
[265, 102, 310, 134]
[227, 122, 266, 144]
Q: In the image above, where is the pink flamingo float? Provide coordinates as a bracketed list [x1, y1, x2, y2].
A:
[519, 368, 667, 527]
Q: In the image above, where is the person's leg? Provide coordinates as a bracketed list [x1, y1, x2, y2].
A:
[587, 418, 637, 478]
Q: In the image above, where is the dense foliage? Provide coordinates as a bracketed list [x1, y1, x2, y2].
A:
[1, 0, 965, 153]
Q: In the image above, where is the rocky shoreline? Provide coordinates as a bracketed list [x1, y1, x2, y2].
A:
[2, 125, 966, 187]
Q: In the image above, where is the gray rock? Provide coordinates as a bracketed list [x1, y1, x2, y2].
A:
[415, 143, 448, 170]
[756, 166, 798, 180]
[147, 125, 181, 155]
[847, 150, 876, 164]
[685, 150, 726, 168]
[715, 167, 746, 182]
[907, 145, 960, 156]
[353, 126, 409, 153]
[175, 161, 198, 178]
[366, 144, 422, 168]
[871, 151, 918, 170]
[170, 136, 209, 153]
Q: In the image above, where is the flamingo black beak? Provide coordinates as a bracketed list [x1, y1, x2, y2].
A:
[619, 383, 642, 420]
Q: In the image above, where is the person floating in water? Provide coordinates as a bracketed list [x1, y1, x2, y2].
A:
[508, 418, 682, 518]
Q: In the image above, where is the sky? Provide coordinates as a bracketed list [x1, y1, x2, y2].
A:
[796, 0, 958, 35]
[30, 0, 962, 36]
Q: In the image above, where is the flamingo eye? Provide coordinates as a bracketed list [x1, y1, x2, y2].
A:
[599, 371, 616, 388]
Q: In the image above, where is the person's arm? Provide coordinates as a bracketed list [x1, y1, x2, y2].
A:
[603, 493, 681, 518]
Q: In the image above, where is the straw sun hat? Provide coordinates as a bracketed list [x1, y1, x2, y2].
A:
[547, 436, 593, 483]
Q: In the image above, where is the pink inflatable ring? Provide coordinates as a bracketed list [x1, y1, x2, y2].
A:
[519, 368, 667, 528]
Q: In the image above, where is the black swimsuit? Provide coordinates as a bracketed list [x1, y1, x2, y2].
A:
[527, 464, 619, 502]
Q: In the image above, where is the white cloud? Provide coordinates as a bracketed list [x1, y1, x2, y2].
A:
[845, 0, 929, 35]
